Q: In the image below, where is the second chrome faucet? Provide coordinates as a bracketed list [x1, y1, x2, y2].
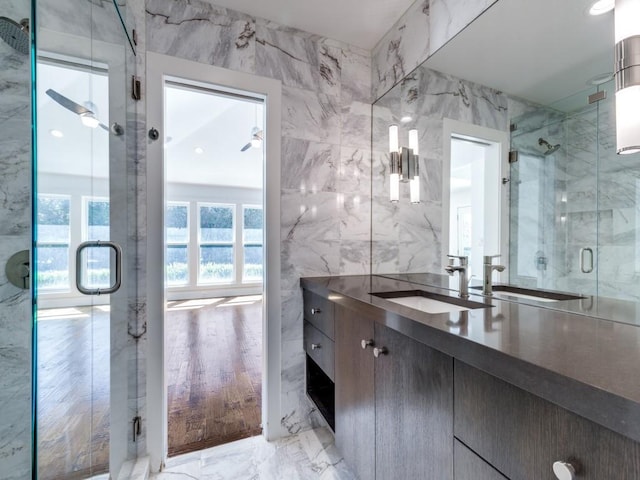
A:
[483, 255, 505, 296]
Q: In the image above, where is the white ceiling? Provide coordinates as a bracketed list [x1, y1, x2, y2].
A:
[210, 0, 417, 50]
[425, 0, 614, 108]
[38, 63, 264, 190]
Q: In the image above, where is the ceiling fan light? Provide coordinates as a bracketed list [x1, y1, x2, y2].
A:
[80, 112, 99, 129]
[251, 138, 262, 148]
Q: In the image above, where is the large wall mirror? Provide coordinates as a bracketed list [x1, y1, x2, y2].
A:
[371, 0, 640, 302]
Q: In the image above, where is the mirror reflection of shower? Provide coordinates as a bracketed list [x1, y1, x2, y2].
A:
[538, 137, 561, 156]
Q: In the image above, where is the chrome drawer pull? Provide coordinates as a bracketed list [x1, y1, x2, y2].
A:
[361, 339, 374, 349]
[553, 461, 576, 480]
[373, 346, 388, 358]
[311, 343, 321, 350]
[310, 307, 322, 315]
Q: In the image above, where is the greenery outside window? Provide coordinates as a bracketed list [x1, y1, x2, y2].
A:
[37, 195, 71, 291]
[198, 204, 234, 284]
[166, 202, 189, 286]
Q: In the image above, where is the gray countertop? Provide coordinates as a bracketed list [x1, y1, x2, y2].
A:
[300, 274, 640, 444]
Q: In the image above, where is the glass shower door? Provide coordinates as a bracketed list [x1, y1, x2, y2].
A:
[34, 0, 131, 477]
[509, 90, 600, 296]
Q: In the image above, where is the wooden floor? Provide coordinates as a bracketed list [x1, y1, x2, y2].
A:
[166, 296, 263, 456]
[36, 296, 262, 478]
[37, 306, 110, 480]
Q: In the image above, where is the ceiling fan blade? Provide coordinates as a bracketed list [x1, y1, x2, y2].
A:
[99, 122, 110, 132]
[45, 89, 92, 116]
[240, 142, 252, 152]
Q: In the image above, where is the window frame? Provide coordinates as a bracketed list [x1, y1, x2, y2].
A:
[165, 201, 190, 286]
[241, 204, 264, 284]
[36, 193, 72, 292]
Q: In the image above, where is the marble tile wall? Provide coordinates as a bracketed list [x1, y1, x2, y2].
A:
[0, 1, 32, 478]
[145, 0, 372, 441]
[371, 66, 509, 274]
[371, 0, 497, 101]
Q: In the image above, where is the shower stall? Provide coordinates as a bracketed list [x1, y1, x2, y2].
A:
[509, 78, 640, 301]
[0, 0, 142, 478]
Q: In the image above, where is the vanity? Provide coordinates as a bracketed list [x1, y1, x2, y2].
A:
[301, 275, 640, 480]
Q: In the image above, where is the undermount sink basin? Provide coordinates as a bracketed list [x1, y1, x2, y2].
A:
[470, 285, 584, 302]
[372, 290, 493, 314]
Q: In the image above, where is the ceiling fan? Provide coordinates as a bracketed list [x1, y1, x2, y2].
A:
[45, 88, 110, 131]
[240, 126, 263, 152]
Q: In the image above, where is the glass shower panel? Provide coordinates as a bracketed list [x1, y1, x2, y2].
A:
[509, 88, 600, 296]
[596, 79, 640, 301]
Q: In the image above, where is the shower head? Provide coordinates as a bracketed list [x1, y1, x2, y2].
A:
[0, 17, 29, 55]
[538, 137, 561, 156]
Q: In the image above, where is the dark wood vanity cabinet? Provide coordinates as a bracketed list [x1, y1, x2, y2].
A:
[334, 304, 454, 480]
[455, 361, 640, 480]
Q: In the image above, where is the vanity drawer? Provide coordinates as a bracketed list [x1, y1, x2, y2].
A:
[303, 289, 334, 340]
[454, 439, 507, 480]
[454, 361, 640, 480]
[304, 321, 334, 381]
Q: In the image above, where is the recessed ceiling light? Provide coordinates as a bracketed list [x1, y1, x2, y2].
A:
[49, 129, 64, 138]
[400, 116, 413, 123]
[194, 146, 204, 154]
[589, 0, 614, 15]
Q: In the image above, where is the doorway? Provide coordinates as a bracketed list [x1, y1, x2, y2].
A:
[145, 52, 282, 470]
[163, 82, 265, 455]
[443, 119, 510, 280]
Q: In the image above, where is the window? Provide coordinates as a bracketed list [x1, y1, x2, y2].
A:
[166, 203, 189, 286]
[243, 206, 263, 283]
[83, 198, 111, 289]
[198, 204, 234, 284]
[37, 195, 71, 290]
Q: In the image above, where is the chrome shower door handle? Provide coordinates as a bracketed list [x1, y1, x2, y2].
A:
[76, 240, 122, 295]
[580, 247, 594, 274]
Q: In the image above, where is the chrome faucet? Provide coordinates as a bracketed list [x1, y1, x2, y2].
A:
[483, 255, 505, 296]
[445, 255, 469, 298]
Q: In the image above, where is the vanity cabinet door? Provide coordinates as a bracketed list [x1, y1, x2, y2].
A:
[334, 305, 375, 480]
[374, 323, 454, 480]
[454, 439, 507, 480]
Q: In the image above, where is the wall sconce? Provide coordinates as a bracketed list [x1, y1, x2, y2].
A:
[614, 0, 640, 155]
[389, 125, 420, 203]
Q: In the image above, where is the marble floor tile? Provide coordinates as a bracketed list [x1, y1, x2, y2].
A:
[152, 428, 356, 480]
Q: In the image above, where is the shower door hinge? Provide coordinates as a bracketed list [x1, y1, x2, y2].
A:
[509, 150, 519, 163]
[588, 90, 606, 104]
[510, 123, 518, 132]
[132, 29, 138, 46]
[131, 76, 142, 101]
[133, 416, 142, 442]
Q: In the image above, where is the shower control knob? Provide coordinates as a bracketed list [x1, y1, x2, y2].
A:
[552, 461, 576, 480]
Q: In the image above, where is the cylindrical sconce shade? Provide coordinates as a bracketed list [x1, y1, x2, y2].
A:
[614, 0, 640, 154]
[410, 176, 420, 204]
[616, 86, 640, 154]
[408, 129, 419, 155]
[615, 0, 640, 42]
[390, 173, 400, 202]
[389, 125, 399, 153]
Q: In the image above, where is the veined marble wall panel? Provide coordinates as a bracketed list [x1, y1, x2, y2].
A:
[38, 0, 126, 45]
[371, 65, 508, 274]
[146, 0, 371, 436]
[371, 0, 497, 101]
[0, 0, 32, 478]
